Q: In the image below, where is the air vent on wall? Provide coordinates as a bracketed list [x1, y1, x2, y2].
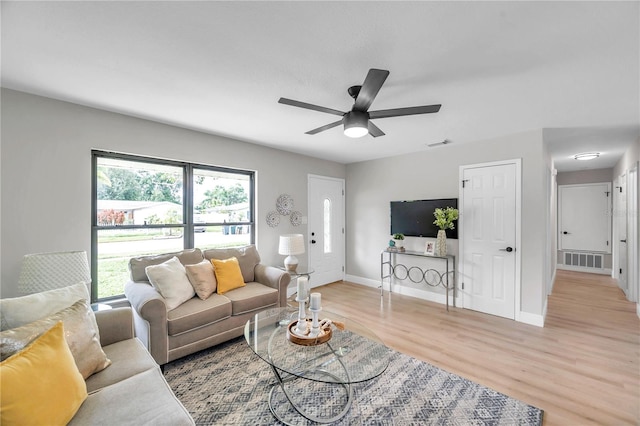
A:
[427, 139, 451, 148]
[564, 252, 603, 269]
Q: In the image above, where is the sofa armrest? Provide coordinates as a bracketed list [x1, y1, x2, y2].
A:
[124, 280, 169, 365]
[254, 264, 291, 307]
[95, 307, 134, 347]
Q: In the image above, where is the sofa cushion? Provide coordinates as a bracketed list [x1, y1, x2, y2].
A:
[130, 248, 203, 283]
[145, 257, 196, 311]
[0, 299, 111, 379]
[68, 368, 194, 426]
[85, 338, 158, 393]
[167, 294, 232, 336]
[0, 282, 89, 330]
[1, 322, 87, 425]
[185, 260, 217, 299]
[224, 282, 279, 315]
[204, 245, 260, 282]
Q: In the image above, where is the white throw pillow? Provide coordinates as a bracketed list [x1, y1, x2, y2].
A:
[145, 256, 195, 310]
[0, 282, 90, 330]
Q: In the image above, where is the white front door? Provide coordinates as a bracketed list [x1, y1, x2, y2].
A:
[460, 161, 519, 320]
[307, 175, 345, 287]
[559, 183, 611, 253]
[616, 175, 628, 295]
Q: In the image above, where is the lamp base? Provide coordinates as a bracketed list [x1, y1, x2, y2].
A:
[284, 255, 299, 273]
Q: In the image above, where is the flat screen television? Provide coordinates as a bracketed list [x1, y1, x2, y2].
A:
[390, 198, 458, 239]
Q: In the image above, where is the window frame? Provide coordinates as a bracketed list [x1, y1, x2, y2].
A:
[91, 150, 255, 302]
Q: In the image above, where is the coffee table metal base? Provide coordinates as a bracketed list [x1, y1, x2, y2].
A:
[267, 342, 354, 425]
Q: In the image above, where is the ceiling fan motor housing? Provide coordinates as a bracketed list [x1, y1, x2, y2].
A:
[348, 85, 361, 99]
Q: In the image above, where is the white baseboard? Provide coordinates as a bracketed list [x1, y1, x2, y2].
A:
[518, 310, 545, 327]
[344, 274, 462, 307]
[557, 264, 612, 275]
[637, 303, 640, 319]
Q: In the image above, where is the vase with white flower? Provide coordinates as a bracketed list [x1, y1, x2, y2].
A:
[433, 207, 458, 256]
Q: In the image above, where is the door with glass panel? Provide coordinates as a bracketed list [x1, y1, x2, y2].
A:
[307, 175, 345, 287]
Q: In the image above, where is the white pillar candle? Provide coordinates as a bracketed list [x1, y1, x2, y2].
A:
[297, 278, 306, 300]
[310, 292, 321, 310]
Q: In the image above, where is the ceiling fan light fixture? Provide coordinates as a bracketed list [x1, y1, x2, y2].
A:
[343, 111, 369, 138]
[574, 152, 600, 161]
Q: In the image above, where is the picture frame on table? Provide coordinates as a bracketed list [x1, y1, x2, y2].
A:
[424, 241, 435, 256]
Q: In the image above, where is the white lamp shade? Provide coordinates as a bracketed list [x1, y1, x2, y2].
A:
[278, 234, 305, 255]
[18, 251, 91, 295]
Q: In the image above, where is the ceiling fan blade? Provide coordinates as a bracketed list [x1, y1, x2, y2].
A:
[354, 69, 390, 112]
[369, 104, 441, 119]
[305, 119, 344, 135]
[368, 122, 385, 138]
[278, 98, 345, 116]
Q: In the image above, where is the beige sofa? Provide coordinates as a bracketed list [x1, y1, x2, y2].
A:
[71, 307, 194, 425]
[125, 245, 290, 365]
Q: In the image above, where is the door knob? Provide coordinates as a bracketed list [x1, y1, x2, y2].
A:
[563, 231, 570, 235]
[621, 239, 627, 243]
[311, 240, 316, 244]
[499, 247, 514, 252]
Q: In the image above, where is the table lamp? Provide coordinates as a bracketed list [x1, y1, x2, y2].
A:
[17, 250, 91, 295]
[278, 234, 305, 272]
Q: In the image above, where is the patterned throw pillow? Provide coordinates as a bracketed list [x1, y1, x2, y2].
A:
[0, 299, 111, 379]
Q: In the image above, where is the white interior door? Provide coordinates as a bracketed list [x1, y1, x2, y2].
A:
[616, 175, 628, 295]
[558, 183, 611, 253]
[308, 175, 345, 287]
[461, 161, 519, 320]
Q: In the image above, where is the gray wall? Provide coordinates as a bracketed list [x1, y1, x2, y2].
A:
[556, 168, 613, 185]
[613, 137, 640, 178]
[345, 129, 549, 317]
[0, 89, 346, 298]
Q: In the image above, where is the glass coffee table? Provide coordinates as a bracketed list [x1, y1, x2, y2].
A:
[244, 307, 390, 424]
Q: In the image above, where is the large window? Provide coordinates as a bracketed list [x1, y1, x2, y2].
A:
[91, 151, 254, 301]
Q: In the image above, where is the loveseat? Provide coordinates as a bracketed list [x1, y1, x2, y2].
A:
[0, 284, 194, 425]
[124, 245, 290, 365]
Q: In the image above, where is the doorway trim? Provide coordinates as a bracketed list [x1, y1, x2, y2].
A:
[459, 158, 522, 322]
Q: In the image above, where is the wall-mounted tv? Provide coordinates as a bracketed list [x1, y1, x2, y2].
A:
[390, 198, 458, 239]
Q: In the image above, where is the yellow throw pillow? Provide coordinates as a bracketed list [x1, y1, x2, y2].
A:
[211, 257, 246, 294]
[1, 322, 87, 425]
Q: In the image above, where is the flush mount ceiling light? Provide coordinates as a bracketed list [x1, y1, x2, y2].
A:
[574, 152, 600, 161]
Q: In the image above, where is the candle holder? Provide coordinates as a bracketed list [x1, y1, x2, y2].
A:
[295, 294, 308, 336]
[308, 306, 321, 338]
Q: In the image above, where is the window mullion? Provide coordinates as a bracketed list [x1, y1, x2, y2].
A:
[184, 164, 194, 249]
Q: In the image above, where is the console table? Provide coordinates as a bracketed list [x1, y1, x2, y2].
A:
[380, 249, 456, 311]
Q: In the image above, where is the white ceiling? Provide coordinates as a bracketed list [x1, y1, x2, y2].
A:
[2, 1, 638, 171]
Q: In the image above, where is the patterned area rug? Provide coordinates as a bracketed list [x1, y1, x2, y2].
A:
[164, 337, 543, 425]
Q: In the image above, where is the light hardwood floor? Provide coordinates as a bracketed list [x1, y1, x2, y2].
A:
[317, 270, 639, 425]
